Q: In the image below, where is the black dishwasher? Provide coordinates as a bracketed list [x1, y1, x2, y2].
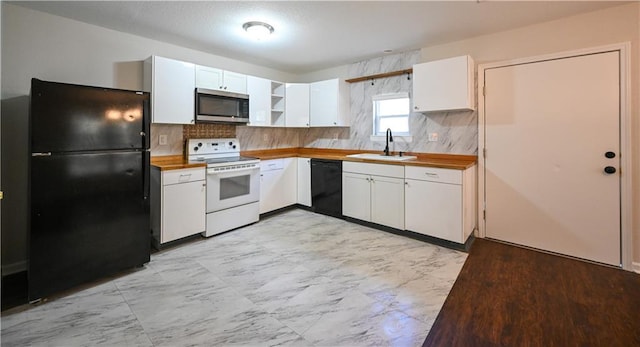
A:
[311, 159, 343, 218]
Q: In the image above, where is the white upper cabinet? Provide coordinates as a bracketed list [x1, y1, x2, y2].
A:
[310, 78, 350, 127]
[285, 83, 310, 127]
[412, 55, 475, 113]
[195, 65, 247, 94]
[223, 71, 248, 94]
[195, 65, 223, 90]
[247, 77, 286, 127]
[247, 75, 271, 126]
[144, 55, 195, 124]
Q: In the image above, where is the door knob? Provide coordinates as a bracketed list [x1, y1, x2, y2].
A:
[604, 166, 616, 174]
[605, 151, 616, 159]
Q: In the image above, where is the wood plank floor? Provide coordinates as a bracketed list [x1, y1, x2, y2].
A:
[423, 239, 640, 346]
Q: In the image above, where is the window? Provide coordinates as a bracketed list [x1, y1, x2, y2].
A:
[372, 93, 410, 136]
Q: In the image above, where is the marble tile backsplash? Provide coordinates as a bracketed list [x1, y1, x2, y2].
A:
[150, 50, 478, 156]
[150, 124, 183, 156]
[300, 50, 477, 155]
[237, 126, 302, 150]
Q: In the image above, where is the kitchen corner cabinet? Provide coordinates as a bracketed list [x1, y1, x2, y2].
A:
[297, 157, 311, 207]
[285, 83, 310, 127]
[405, 165, 476, 244]
[412, 55, 475, 112]
[260, 158, 297, 213]
[195, 65, 247, 94]
[342, 162, 405, 230]
[247, 77, 286, 127]
[151, 167, 206, 246]
[310, 78, 350, 127]
[144, 55, 195, 124]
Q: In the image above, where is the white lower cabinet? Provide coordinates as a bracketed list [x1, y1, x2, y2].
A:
[404, 166, 476, 243]
[297, 157, 311, 207]
[151, 167, 206, 245]
[342, 162, 405, 230]
[260, 158, 297, 213]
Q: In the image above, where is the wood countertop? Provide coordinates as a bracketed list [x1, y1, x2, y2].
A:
[150, 155, 207, 171]
[241, 148, 477, 170]
[152, 148, 477, 171]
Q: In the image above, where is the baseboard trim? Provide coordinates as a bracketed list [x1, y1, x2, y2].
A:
[632, 262, 640, 274]
[2, 261, 27, 276]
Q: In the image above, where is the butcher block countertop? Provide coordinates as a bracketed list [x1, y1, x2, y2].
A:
[151, 148, 476, 171]
[150, 155, 207, 171]
[242, 148, 477, 170]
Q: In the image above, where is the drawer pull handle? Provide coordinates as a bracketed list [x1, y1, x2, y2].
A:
[425, 173, 439, 177]
[178, 174, 192, 181]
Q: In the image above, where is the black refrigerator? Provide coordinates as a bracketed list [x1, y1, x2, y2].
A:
[29, 78, 151, 301]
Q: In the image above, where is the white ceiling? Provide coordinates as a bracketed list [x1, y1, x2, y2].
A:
[13, 1, 629, 74]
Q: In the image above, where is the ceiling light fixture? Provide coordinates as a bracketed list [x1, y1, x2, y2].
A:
[242, 21, 274, 40]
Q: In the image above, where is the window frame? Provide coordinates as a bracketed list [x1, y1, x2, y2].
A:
[372, 92, 411, 136]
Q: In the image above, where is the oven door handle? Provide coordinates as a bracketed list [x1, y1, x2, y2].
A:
[207, 165, 259, 175]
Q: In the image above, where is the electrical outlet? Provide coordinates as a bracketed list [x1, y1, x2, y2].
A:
[263, 133, 269, 142]
[333, 132, 339, 140]
[428, 133, 439, 142]
[159, 134, 168, 145]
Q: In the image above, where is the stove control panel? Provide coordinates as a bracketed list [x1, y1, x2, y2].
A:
[187, 138, 240, 156]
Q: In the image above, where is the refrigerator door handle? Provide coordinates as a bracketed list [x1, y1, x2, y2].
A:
[32, 152, 52, 157]
[143, 151, 150, 202]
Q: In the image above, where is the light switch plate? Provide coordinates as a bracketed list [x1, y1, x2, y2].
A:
[428, 133, 439, 142]
[159, 134, 168, 145]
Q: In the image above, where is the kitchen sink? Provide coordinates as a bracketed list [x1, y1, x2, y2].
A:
[346, 153, 417, 161]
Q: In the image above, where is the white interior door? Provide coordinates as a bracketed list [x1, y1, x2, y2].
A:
[484, 51, 621, 266]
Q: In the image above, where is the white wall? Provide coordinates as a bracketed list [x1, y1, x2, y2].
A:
[418, 3, 640, 266]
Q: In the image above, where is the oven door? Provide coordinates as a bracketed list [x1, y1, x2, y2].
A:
[206, 165, 260, 212]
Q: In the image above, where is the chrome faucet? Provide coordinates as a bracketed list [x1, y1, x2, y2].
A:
[383, 128, 393, 156]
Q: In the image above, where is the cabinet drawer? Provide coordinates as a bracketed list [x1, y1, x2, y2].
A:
[405, 166, 462, 185]
[343, 162, 404, 178]
[261, 159, 284, 172]
[163, 168, 205, 185]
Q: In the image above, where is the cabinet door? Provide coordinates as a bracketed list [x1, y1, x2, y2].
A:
[405, 179, 463, 243]
[260, 169, 280, 214]
[279, 158, 298, 208]
[152, 56, 195, 124]
[223, 71, 247, 94]
[371, 175, 405, 229]
[342, 172, 371, 221]
[260, 159, 297, 213]
[195, 65, 223, 90]
[297, 158, 311, 207]
[162, 180, 206, 243]
[285, 83, 310, 127]
[310, 78, 349, 127]
[413, 55, 474, 112]
[310, 79, 337, 126]
[247, 76, 271, 126]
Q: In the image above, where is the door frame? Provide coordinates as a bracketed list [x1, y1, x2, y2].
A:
[477, 42, 632, 270]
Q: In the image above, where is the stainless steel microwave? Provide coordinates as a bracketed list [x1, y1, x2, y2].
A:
[195, 88, 250, 124]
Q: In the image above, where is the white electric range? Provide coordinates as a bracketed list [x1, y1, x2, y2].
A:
[187, 138, 260, 237]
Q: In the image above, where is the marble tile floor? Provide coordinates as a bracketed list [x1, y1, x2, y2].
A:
[1, 209, 467, 347]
